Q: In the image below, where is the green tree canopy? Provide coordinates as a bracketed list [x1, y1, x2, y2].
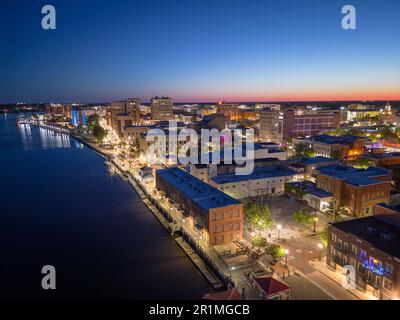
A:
[294, 143, 315, 158]
[352, 157, 373, 169]
[265, 244, 285, 259]
[92, 124, 107, 143]
[293, 208, 313, 228]
[320, 225, 328, 247]
[251, 236, 268, 248]
[245, 202, 273, 231]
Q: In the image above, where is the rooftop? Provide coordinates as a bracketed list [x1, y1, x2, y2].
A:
[211, 167, 296, 184]
[331, 216, 400, 259]
[287, 181, 332, 199]
[317, 165, 391, 186]
[287, 156, 336, 166]
[156, 167, 241, 211]
[306, 134, 368, 145]
[253, 276, 290, 297]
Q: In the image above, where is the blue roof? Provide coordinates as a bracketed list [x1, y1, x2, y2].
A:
[288, 156, 335, 166]
[156, 168, 241, 211]
[211, 167, 296, 184]
[317, 165, 391, 186]
[287, 182, 332, 198]
[309, 134, 367, 145]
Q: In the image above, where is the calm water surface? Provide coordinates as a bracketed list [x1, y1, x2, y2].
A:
[0, 113, 209, 299]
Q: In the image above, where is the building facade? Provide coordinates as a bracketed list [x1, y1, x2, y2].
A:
[151, 96, 174, 121]
[283, 108, 340, 138]
[209, 167, 298, 200]
[156, 168, 243, 245]
[315, 165, 391, 216]
[216, 101, 240, 122]
[259, 109, 284, 144]
[327, 215, 400, 300]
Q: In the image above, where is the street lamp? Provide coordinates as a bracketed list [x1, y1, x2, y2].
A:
[284, 249, 289, 268]
[277, 224, 282, 240]
[313, 217, 318, 233]
[318, 243, 323, 260]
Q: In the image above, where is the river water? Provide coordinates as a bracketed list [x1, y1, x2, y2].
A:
[0, 113, 209, 299]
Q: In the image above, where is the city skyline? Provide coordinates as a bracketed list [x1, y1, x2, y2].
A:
[1, 0, 400, 103]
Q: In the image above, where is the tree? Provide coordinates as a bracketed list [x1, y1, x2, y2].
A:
[352, 157, 373, 169]
[320, 225, 328, 247]
[265, 244, 285, 259]
[293, 208, 313, 230]
[294, 143, 315, 158]
[87, 114, 100, 132]
[326, 202, 347, 222]
[285, 183, 306, 200]
[251, 236, 268, 248]
[92, 124, 107, 143]
[245, 202, 273, 233]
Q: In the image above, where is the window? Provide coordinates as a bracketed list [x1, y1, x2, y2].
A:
[350, 244, 357, 254]
[236, 223, 240, 230]
[230, 233, 233, 241]
[213, 225, 217, 233]
[360, 249, 367, 261]
[236, 210, 240, 217]
[384, 262, 394, 275]
[384, 278, 393, 291]
[331, 233, 337, 242]
[229, 211, 233, 218]
[220, 212, 224, 220]
[213, 212, 217, 221]
[229, 223, 233, 231]
[220, 225, 224, 232]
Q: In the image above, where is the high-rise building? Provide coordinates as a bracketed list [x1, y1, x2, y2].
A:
[283, 108, 340, 138]
[259, 109, 284, 144]
[150, 96, 174, 121]
[110, 98, 142, 136]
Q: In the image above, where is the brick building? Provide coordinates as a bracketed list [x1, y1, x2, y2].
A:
[315, 165, 391, 216]
[327, 209, 400, 300]
[156, 168, 243, 245]
[283, 108, 340, 138]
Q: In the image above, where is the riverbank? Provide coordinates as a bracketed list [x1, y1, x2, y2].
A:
[46, 128, 226, 291]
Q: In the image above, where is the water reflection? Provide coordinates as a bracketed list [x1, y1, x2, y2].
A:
[17, 123, 72, 150]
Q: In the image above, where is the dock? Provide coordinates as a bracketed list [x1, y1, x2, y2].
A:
[175, 237, 224, 290]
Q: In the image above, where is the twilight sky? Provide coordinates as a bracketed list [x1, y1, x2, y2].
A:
[0, 0, 399, 103]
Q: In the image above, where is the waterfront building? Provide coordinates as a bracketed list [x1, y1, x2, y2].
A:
[327, 207, 400, 300]
[315, 165, 391, 216]
[156, 167, 243, 246]
[151, 96, 174, 121]
[46, 104, 72, 119]
[110, 98, 141, 136]
[209, 167, 298, 200]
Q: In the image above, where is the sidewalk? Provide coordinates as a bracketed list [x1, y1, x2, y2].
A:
[311, 258, 377, 300]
